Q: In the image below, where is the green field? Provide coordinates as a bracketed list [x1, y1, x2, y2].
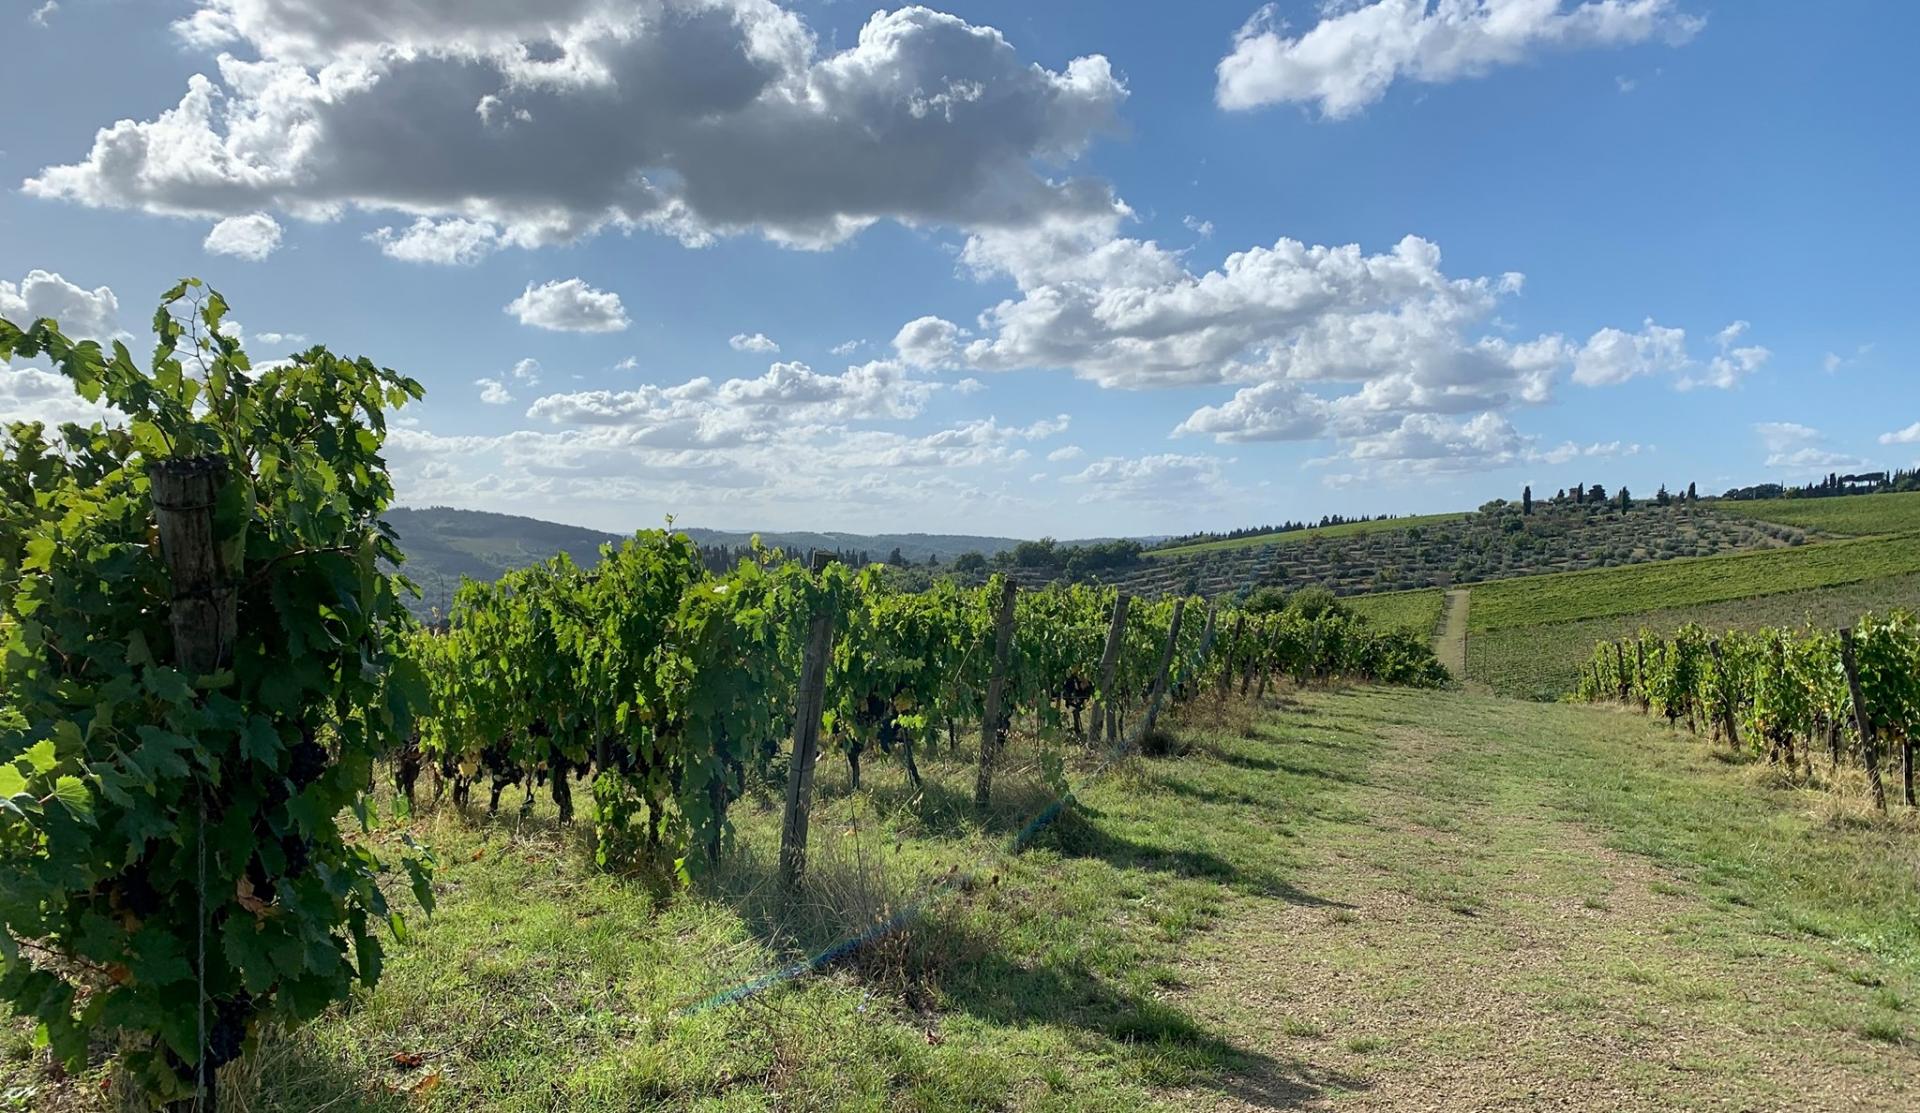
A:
[1712, 491, 1920, 537]
[1147, 512, 1470, 559]
[1346, 587, 1445, 637]
[1467, 533, 1920, 633]
[1469, 572, 1920, 700]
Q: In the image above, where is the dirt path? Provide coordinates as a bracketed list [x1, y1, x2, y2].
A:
[1435, 589, 1469, 678]
[1171, 689, 1920, 1112]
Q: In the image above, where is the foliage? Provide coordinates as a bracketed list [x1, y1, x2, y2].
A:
[0, 281, 429, 1100]
[1711, 490, 1920, 538]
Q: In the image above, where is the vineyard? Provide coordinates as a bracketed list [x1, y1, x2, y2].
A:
[1576, 612, 1920, 810]
[0, 286, 1447, 1110]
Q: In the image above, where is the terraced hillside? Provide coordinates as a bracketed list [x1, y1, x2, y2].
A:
[1020, 502, 1799, 600]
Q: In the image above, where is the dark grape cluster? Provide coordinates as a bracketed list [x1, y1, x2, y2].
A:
[287, 736, 328, 788]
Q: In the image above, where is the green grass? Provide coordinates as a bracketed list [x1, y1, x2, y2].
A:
[1469, 572, 1920, 700]
[10, 688, 1920, 1110]
[1468, 533, 1920, 633]
[1146, 512, 1470, 559]
[1345, 588, 1446, 638]
[1712, 491, 1920, 537]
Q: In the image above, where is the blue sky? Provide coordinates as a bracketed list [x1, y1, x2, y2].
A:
[2, 0, 1915, 538]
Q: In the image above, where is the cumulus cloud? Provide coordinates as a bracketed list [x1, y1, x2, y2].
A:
[0, 365, 113, 428]
[1046, 444, 1084, 462]
[1216, 0, 1704, 118]
[1183, 215, 1214, 239]
[1878, 422, 1920, 447]
[830, 339, 863, 356]
[729, 332, 780, 354]
[30, 2, 1126, 253]
[202, 212, 283, 259]
[506, 279, 629, 332]
[1570, 318, 1764, 390]
[476, 377, 514, 404]
[369, 217, 500, 265]
[524, 359, 940, 437]
[0, 270, 120, 339]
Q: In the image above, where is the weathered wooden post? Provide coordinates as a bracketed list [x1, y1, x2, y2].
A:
[1707, 639, 1739, 751]
[151, 457, 239, 677]
[1613, 642, 1629, 702]
[1635, 639, 1649, 712]
[973, 577, 1019, 809]
[779, 552, 839, 887]
[1091, 594, 1130, 746]
[1135, 599, 1188, 745]
[1839, 628, 1886, 812]
[150, 456, 240, 1113]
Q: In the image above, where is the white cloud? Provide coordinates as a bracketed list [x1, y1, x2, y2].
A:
[0, 270, 120, 339]
[1063, 452, 1236, 508]
[33, 3, 1126, 253]
[202, 212, 283, 260]
[1183, 215, 1215, 239]
[1046, 445, 1084, 462]
[952, 377, 986, 396]
[729, 332, 780, 354]
[1754, 421, 1864, 472]
[506, 279, 629, 333]
[0, 365, 112, 428]
[30, 2, 58, 28]
[614, 356, 639, 371]
[1571, 319, 1687, 386]
[892, 315, 965, 368]
[369, 217, 500, 265]
[253, 330, 306, 346]
[1616, 75, 1637, 93]
[1879, 422, 1920, 447]
[1216, 0, 1703, 118]
[476, 378, 514, 404]
[507, 357, 542, 387]
[830, 339, 863, 356]
[1173, 381, 1330, 443]
[1570, 318, 1763, 390]
[524, 360, 942, 437]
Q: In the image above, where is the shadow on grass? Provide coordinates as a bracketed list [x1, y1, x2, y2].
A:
[235, 1035, 415, 1113]
[1040, 807, 1354, 910]
[901, 916, 1368, 1106]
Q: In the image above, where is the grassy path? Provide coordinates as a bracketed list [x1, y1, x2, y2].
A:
[1435, 589, 1469, 678]
[1176, 689, 1920, 1111]
[9, 688, 1918, 1110]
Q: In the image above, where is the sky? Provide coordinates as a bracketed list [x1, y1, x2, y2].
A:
[1, 0, 1916, 539]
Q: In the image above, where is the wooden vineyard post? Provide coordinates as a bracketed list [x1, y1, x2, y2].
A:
[1136, 599, 1188, 745]
[1635, 639, 1649, 712]
[779, 552, 839, 887]
[1091, 594, 1130, 746]
[1218, 614, 1245, 698]
[1839, 628, 1887, 812]
[974, 577, 1019, 810]
[1613, 642, 1629, 702]
[1707, 639, 1739, 751]
[150, 456, 240, 1113]
[151, 457, 239, 677]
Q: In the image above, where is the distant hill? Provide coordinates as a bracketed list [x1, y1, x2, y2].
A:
[384, 505, 1036, 612]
